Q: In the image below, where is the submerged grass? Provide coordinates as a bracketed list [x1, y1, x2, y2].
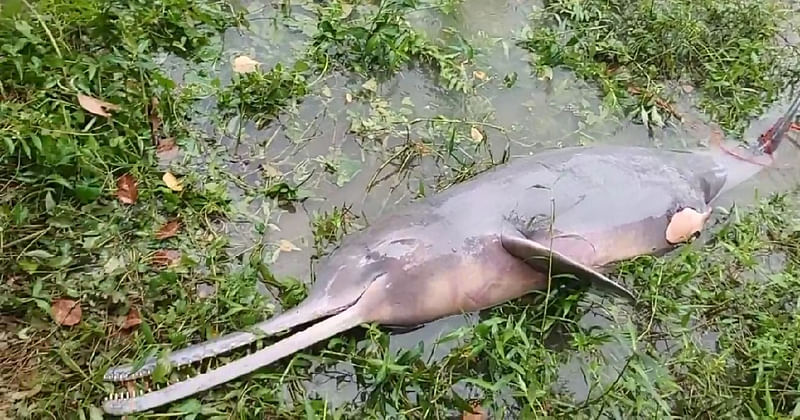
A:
[2, 0, 800, 418]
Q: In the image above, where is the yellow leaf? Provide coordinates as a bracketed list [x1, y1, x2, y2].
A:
[162, 172, 183, 191]
[278, 239, 300, 252]
[472, 70, 487, 80]
[470, 126, 484, 143]
[77, 94, 120, 117]
[262, 164, 282, 178]
[345, 93, 353, 103]
[233, 55, 260, 74]
[341, 3, 353, 18]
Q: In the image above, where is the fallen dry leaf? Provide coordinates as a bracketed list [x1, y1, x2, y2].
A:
[278, 239, 301, 252]
[77, 94, 120, 117]
[155, 220, 180, 240]
[345, 92, 353, 103]
[262, 163, 282, 178]
[157, 137, 176, 153]
[196, 283, 216, 299]
[117, 173, 138, 205]
[233, 55, 260, 74]
[152, 250, 181, 267]
[681, 84, 695, 94]
[470, 126, 484, 143]
[473, 70, 487, 80]
[156, 136, 179, 162]
[162, 171, 183, 192]
[51, 299, 82, 326]
[121, 307, 142, 329]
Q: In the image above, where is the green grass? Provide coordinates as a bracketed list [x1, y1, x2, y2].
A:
[3, 0, 800, 418]
[523, 0, 800, 135]
[311, 0, 473, 92]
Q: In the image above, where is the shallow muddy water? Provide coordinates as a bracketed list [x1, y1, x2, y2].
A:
[165, 0, 800, 412]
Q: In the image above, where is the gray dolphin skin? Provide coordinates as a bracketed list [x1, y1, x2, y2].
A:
[101, 97, 799, 415]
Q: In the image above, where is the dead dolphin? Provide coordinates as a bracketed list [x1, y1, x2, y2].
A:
[101, 97, 800, 415]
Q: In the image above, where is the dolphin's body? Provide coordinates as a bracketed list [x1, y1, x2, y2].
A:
[101, 100, 798, 415]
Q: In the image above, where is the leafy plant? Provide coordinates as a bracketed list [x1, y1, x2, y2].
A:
[217, 61, 310, 129]
[312, 0, 472, 92]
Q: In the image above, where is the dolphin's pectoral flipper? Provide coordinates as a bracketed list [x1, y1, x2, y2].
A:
[499, 230, 636, 302]
[382, 323, 426, 334]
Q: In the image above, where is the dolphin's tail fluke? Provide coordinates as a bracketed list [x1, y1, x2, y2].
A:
[755, 90, 800, 155]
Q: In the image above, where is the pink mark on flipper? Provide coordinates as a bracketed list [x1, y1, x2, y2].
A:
[666, 207, 712, 245]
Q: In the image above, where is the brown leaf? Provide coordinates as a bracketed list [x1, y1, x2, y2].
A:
[152, 250, 181, 268]
[233, 55, 260, 74]
[472, 70, 487, 80]
[77, 94, 120, 117]
[196, 283, 217, 299]
[121, 307, 142, 330]
[51, 299, 82, 326]
[157, 137, 176, 153]
[163, 171, 184, 192]
[156, 220, 180, 240]
[156, 137, 179, 162]
[117, 173, 138, 205]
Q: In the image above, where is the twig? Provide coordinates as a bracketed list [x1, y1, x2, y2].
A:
[22, 0, 62, 59]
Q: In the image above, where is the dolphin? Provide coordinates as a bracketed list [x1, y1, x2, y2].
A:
[100, 95, 800, 415]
